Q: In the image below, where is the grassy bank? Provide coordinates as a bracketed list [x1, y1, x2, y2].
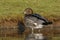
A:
[0, 0, 60, 24]
[0, 0, 60, 18]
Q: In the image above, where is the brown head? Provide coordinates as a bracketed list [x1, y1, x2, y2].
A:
[24, 8, 33, 15]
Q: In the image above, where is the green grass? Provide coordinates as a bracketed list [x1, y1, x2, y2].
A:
[0, 0, 60, 18]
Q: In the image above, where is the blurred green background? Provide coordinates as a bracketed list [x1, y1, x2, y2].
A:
[0, 0, 60, 18]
